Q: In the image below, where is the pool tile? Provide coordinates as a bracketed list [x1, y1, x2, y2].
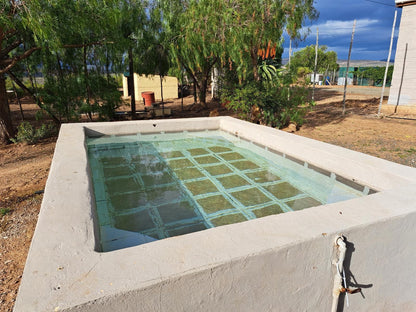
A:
[208, 146, 232, 153]
[101, 157, 127, 167]
[114, 209, 155, 232]
[231, 160, 260, 171]
[219, 152, 245, 161]
[168, 158, 194, 169]
[245, 170, 280, 183]
[194, 155, 220, 165]
[265, 182, 302, 199]
[185, 179, 218, 196]
[105, 177, 139, 194]
[167, 222, 207, 236]
[217, 175, 250, 189]
[146, 185, 185, 206]
[160, 151, 184, 159]
[103, 166, 131, 178]
[187, 148, 210, 156]
[210, 213, 247, 226]
[197, 195, 235, 214]
[286, 197, 321, 211]
[252, 204, 284, 218]
[158, 201, 198, 224]
[174, 167, 205, 180]
[141, 171, 175, 187]
[204, 164, 232, 176]
[110, 191, 148, 210]
[231, 188, 271, 206]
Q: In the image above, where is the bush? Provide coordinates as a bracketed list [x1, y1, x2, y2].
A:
[11, 121, 56, 144]
[222, 72, 312, 128]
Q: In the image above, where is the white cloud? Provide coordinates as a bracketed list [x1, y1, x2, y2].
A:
[304, 19, 380, 37]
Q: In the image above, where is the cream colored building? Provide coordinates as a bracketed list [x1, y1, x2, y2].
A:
[388, 1, 416, 108]
[123, 74, 178, 104]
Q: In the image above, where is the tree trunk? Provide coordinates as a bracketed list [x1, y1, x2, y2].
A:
[0, 74, 15, 144]
[251, 49, 260, 81]
[197, 76, 208, 107]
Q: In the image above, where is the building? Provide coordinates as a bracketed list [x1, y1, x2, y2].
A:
[337, 60, 389, 86]
[388, 0, 416, 108]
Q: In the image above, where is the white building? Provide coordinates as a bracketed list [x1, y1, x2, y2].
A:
[388, 0, 416, 108]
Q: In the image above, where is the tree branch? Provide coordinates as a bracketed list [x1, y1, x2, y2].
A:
[0, 46, 41, 74]
[0, 38, 23, 59]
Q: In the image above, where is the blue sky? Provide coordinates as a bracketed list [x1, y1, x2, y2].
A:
[282, 0, 400, 61]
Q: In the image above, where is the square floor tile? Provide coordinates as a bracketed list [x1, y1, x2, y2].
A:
[219, 152, 245, 161]
[101, 157, 127, 167]
[146, 185, 185, 206]
[105, 177, 139, 194]
[265, 182, 302, 199]
[204, 164, 233, 176]
[168, 158, 194, 169]
[245, 170, 280, 183]
[194, 155, 220, 165]
[210, 213, 247, 226]
[187, 148, 210, 156]
[208, 146, 232, 153]
[168, 222, 207, 237]
[185, 179, 218, 196]
[160, 151, 184, 159]
[141, 171, 175, 187]
[231, 188, 271, 206]
[103, 165, 131, 179]
[231, 160, 260, 171]
[110, 191, 148, 211]
[197, 195, 235, 214]
[174, 167, 205, 180]
[114, 209, 155, 232]
[286, 197, 321, 211]
[252, 204, 284, 218]
[158, 201, 198, 224]
[217, 175, 250, 189]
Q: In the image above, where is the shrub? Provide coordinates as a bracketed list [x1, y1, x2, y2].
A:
[11, 121, 56, 144]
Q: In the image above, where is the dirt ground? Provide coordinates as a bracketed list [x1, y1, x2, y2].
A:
[1, 86, 415, 311]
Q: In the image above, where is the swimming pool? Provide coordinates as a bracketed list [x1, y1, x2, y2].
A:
[14, 117, 416, 312]
[88, 130, 371, 251]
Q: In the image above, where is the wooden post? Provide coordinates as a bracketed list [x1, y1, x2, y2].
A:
[342, 19, 356, 115]
[288, 39, 292, 71]
[312, 28, 319, 101]
[378, 10, 397, 116]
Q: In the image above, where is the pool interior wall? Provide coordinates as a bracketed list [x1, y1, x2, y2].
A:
[87, 130, 371, 252]
[14, 117, 416, 312]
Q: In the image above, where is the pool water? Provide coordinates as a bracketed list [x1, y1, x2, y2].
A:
[87, 130, 368, 251]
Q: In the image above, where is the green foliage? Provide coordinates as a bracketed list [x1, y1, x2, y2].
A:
[0, 208, 11, 216]
[290, 45, 338, 78]
[222, 72, 311, 128]
[353, 66, 394, 86]
[11, 122, 56, 145]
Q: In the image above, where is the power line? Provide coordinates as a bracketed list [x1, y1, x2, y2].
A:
[363, 0, 395, 7]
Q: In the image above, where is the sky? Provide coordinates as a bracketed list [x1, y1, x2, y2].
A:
[282, 0, 401, 61]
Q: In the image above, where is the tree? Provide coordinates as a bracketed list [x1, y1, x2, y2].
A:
[353, 66, 393, 86]
[290, 45, 338, 79]
[224, 0, 318, 82]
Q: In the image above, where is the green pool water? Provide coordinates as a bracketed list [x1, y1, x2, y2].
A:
[87, 130, 368, 252]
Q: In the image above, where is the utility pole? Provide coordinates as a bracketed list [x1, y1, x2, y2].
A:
[378, 10, 397, 116]
[342, 19, 356, 115]
[312, 28, 319, 101]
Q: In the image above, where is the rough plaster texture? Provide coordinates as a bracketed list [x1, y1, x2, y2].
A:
[14, 117, 416, 312]
[388, 4, 416, 107]
[122, 74, 178, 103]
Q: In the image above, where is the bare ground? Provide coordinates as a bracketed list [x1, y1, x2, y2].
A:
[0, 86, 415, 311]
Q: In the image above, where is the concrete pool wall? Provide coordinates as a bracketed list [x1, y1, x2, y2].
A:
[14, 117, 416, 311]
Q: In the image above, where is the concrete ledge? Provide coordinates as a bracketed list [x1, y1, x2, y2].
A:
[14, 117, 416, 311]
